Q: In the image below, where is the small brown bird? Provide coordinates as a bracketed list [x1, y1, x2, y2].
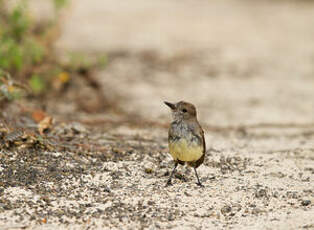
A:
[164, 101, 206, 186]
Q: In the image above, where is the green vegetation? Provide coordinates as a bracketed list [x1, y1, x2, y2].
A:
[0, 1, 40, 75]
[54, 0, 68, 10]
[0, 0, 66, 99]
[0, 0, 107, 104]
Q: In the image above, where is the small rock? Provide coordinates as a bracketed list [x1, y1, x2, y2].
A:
[184, 191, 192, 197]
[147, 200, 155, 206]
[221, 205, 232, 215]
[255, 189, 268, 198]
[144, 168, 153, 174]
[103, 186, 111, 193]
[301, 200, 311, 206]
[71, 122, 86, 134]
[168, 213, 174, 221]
[272, 191, 279, 198]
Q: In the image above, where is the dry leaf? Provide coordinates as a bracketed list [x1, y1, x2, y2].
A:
[53, 72, 70, 90]
[38, 116, 53, 135]
[32, 110, 47, 123]
[58, 72, 70, 83]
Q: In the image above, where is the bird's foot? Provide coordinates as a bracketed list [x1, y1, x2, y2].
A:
[196, 182, 204, 187]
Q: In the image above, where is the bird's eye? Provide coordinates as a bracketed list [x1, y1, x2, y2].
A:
[182, 108, 187, 113]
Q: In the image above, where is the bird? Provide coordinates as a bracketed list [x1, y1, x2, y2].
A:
[164, 101, 206, 187]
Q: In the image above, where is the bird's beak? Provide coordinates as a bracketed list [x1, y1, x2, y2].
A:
[164, 101, 176, 110]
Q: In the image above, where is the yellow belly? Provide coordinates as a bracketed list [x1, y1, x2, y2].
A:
[169, 139, 203, 162]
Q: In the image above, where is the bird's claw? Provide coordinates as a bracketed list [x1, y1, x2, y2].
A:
[196, 182, 204, 187]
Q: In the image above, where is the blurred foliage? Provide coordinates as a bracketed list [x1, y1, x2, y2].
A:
[0, 0, 65, 99]
[66, 52, 108, 71]
[0, 0, 107, 106]
[29, 74, 45, 94]
[0, 0, 45, 75]
[54, 0, 68, 10]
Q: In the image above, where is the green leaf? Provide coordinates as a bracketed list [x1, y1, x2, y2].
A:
[97, 54, 108, 68]
[54, 0, 68, 10]
[25, 39, 45, 64]
[0, 38, 24, 71]
[29, 75, 45, 94]
[8, 5, 30, 41]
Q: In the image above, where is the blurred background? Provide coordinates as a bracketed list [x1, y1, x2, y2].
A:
[1, 0, 314, 127]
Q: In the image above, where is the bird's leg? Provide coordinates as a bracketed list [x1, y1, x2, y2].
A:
[194, 167, 204, 187]
[166, 162, 178, 186]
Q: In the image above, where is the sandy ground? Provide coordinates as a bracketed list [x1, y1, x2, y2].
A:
[1, 0, 314, 229]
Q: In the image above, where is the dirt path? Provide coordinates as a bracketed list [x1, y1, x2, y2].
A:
[1, 0, 314, 229]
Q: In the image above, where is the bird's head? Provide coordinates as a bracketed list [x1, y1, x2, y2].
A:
[164, 101, 197, 121]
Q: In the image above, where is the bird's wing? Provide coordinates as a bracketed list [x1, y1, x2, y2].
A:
[200, 127, 206, 154]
